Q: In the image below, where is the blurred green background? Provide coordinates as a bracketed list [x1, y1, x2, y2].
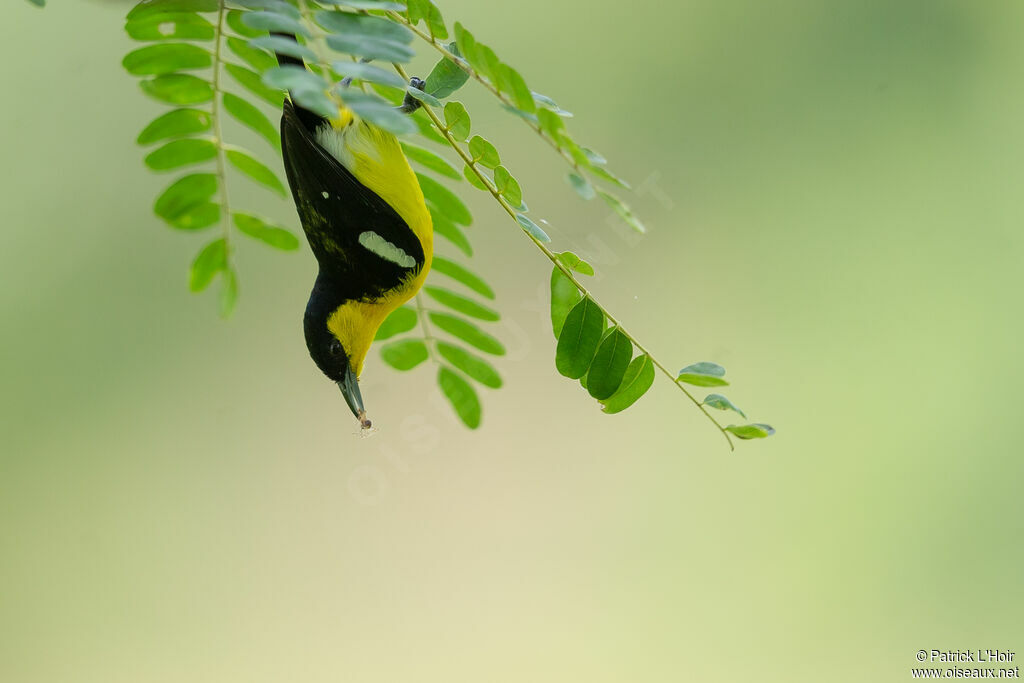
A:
[3, 1, 1023, 681]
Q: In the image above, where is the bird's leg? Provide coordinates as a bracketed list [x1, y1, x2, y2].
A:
[399, 77, 426, 114]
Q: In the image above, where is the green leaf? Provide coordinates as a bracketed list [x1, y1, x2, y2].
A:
[225, 148, 286, 196]
[126, 13, 215, 41]
[251, 35, 316, 64]
[418, 173, 472, 225]
[227, 36, 276, 72]
[436, 342, 501, 389]
[493, 166, 522, 206]
[123, 43, 211, 75]
[537, 108, 566, 139]
[726, 424, 775, 440]
[232, 0, 300, 15]
[589, 165, 631, 189]
[585, 327, 633, 400]
[128, 0, 218, 21]
[567, 172, 595, 200]
[219, 267, 239, 318]
[468, 135, 500, 168]
[561, 136, 590, 166]
[222, 93, 279, 151]
[438, 366, 481, 428]
[318, 11, 414, 62]
[226, 9, 264, 37]
[406, 87, 441, 109]
[498, 64, 535, 113]
[463, 164, 489, 191]
[380, 339, 429, 371]
[424, 45, 469, 99]
[430, 256, 494, 299]
[401, 142, 460, 180]
[516, 214, 550, 242]
[442, 101, 471, 140]
[601, 354, 655, 414]
[582, 147, 607, 165]
[318, 9, 413, 41]
[501, 103, 539, 124]
[374, 306, 417, 340]
[550, 267, 582, 339]
[324, 0, 406, 10]
[330, 61, 407, 89]
[137, 108, 211, 145]
[325, 34, 414, 63]
[336, 91, 417, 136]
[598, 190, 645, 233]
[677, 362, 728, 387]
[473, 43, 502, 86]
[703, 394, 747, 419]
[154, 173, 218, 224]
[555, 297, 604, 379]
[26, 0, 45, 7]
[262, 65, 326, 97]
[139, 74, 214, 105]
[241, 10, 310, 37]
[172, 203, 221, 231]
[224, 63, 283, 107]
[429, 312, 504, 356]
[425, 286, 499, 322]
[144, 138, 217, 171]
[533, 91, 572, 117]
[189, 238, 227, 291]
[407, 0, 448, 39]
[431, 210, 472, 257]
[452, 22, 478, 72]
[233, 213, 299, 250]
[556, 251, 595, 276]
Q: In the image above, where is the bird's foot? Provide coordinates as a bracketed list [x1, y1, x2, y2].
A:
[399, 77, 426, 114]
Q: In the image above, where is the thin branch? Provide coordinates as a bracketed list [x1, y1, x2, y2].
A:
[393, 62, 734, 450]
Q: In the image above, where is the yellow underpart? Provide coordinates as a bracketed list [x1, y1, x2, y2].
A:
[322, 105, 433, 378]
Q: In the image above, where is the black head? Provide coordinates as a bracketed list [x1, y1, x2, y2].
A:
[304, 274, 368, 427]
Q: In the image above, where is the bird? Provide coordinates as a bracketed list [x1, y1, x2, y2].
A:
[272, 36, 433, 430]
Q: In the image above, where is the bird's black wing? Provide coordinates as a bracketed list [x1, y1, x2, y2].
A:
[280, 100, 424, 300]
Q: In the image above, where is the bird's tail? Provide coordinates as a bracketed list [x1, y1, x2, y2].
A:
[269, 33, 330, 131]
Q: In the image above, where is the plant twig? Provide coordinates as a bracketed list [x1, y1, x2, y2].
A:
[391, 62, 735, 450]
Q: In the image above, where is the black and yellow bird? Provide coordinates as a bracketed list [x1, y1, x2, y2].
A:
[274, 38, 433, 430]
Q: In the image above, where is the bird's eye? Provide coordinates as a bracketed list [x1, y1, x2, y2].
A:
[329, 339, 342, 356]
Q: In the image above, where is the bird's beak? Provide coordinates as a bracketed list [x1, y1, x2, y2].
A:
[337, 365, 366, 423]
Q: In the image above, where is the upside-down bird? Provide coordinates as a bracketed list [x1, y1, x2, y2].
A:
[274, 37, 433, 430]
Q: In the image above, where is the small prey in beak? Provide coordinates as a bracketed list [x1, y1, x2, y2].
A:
[337, 365, 372, 430]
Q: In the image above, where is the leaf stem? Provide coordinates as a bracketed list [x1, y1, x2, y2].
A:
[384, 10, 589, 180]
[392, 63, 734, 450]
[415, 293, 438, 362]
[211, 1, 234, 288]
